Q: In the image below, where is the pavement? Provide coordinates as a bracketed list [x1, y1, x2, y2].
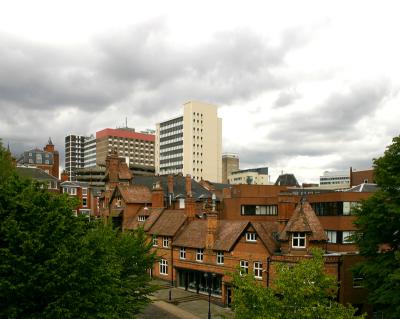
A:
[138, 280, 234, 319]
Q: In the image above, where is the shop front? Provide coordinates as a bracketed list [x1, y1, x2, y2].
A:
[176, 268, 223, 297]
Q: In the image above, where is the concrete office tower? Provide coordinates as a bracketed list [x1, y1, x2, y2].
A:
[84, 135, 96, 168]
[222, 153, 239, 184]
[65, 135, 85, 181]
[155, 101, 222, 182]
[95, 128, 155, 169]
[319, 170, 350, 190]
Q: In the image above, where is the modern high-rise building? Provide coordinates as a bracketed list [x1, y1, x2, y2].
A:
[65, 134, 85, 181]
[222, 153, 239, 183]
[155, 101, 222, 182]
[83, 135, 96, 168]
[95, 128, 155, 168]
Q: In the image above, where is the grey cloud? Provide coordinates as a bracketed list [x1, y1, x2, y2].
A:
[274, 89, 301, 107]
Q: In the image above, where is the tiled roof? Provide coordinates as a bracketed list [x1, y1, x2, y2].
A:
[132, 175, 212, 200]
[213, 221, 249, 251]
[148, 210, 187, 236]
[280, 201, 328, 241]
[16, 166, 58, 181]
[252, 222, 280, 254]
[118, 185, 151, 203]
[124, 207, 164, 231]
[173, 220, 207, 249]
[173, 220, 250, 251]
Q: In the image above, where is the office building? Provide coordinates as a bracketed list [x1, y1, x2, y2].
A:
[65, 134, 85, 181]
[222, 153, 239, 184]
[155, 101, 222, 182]
[319, 170, 350, 189]
[228, 167, 270, 185]
[95, 128, 155, 168]
[83, 135, 96, 168]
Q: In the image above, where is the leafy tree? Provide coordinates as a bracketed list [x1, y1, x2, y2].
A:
[232, 249, 362, 319]
[354, 134, 400, 317]
[0, 143, 156, 318]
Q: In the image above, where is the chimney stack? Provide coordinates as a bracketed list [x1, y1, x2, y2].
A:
[61, 170, 69, 182]
[151, 180, 165, 208]
[167, 175, 174, 194]
[185, 174, 192, 197]
[206, 211, 218, 249]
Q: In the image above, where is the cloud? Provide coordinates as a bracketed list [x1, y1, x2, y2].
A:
[274, 88, 301, 107]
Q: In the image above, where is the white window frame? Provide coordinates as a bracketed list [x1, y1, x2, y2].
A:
[138, 215, 146, 222]
[245, 232, 257, 242]
[163, 236, 170, 248]
[196, 249, 204, 262]
[325, 230, 337, 243]
[82, 188, 88, 196]
[240, 260, 249, 275]
[82, 197, 87, 207]
[159, 259, 168, 275]
[180, 247, 186, 260]
[216, 251, 224, 265]
[70, 188, 77, 195]
[343, 231, 355, 244]
[292, 232, 306, 248]
[254, 261, 263, 279]
[152, 237, 158, 247]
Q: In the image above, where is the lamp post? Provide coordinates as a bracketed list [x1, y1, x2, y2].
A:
[204, 272, 216, 319]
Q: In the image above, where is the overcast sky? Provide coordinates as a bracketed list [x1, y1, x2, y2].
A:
[1, 0, 399, 183]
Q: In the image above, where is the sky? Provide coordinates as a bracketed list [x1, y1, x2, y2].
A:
[1, 0, 399, 183]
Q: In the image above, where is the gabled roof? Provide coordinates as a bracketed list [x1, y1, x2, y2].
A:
[16, 166, 59, 182]
[113, 184, 152, 204]
[252, 222, 280, 254]
[346, 183, 378, 193]
[132, 175, 212, 200]
[172, 220, 207, 249]
[280, 201, 327, 241]
[124, 207, 164, 231]
[148, 210, 187, 236]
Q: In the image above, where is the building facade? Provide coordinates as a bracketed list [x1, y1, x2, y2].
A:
[222, 153, 239, 184]
[155, 101, 222, 182]
[83, 135, 97, 168]
[17, 138, 59, 179]
[96, 128, 155, 169]
[319, 170, 350, 189]
[65, 134, 85, 181]
[228, 167, 270, 185]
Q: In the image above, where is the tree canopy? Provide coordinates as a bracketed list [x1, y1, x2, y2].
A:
[354, 134, 400, 317]
[0, 141, 156, 318]
[232, 249, 363, 319]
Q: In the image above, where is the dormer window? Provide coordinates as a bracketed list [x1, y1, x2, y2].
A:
[245, 232, 257, 242]
[292, 232, 306, 248]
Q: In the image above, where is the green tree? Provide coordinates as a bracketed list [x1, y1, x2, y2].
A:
[354, 134, 400, 317]
[232, 249, 362, 319]
[0, 142, 155, 318]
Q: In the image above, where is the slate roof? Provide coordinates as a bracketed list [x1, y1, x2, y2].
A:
[275, 173, 300, 187]
[346, 183, 378, 193]
[117, 184, 151, 204]
[60, 180, 89, 187]
[213, 221, 250, 251]
[173, 220, 207, 249]
[280, 201, 328, 241]
[132, 175, 212, 200]
[147, 210, 187, 236]
[16, 166, 59, 181]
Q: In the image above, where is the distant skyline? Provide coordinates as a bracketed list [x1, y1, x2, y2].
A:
[1, 0, 399, 183]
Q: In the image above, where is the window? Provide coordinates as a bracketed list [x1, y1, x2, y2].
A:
[241, 205, 278, 216]
[152, 237, 158, 246]
[196, 249, 204, 262]
[138, 215, 146, 222]
[180, 247, 186, 260]
[292, 232, 306, 248]
[82, 198, 87, 207]
[163, 236, 170, 248]
[63, 187, 68, 194]
[240, 260, 249, 275]
[179, 198, 185, 209]
[353, 275, 364, 288]
[82, 188, 87, 196]
[254, 262, 263, 279]
[343, 231, 355, 244]
[216, 251, 224, 264]
[326, 230, 337, 243]
[159, 259, 168, 275]
[245, 232, 257, 242]
[70, 188, 77, 195]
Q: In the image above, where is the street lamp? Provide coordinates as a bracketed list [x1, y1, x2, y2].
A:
[204, 272, 216, 319]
